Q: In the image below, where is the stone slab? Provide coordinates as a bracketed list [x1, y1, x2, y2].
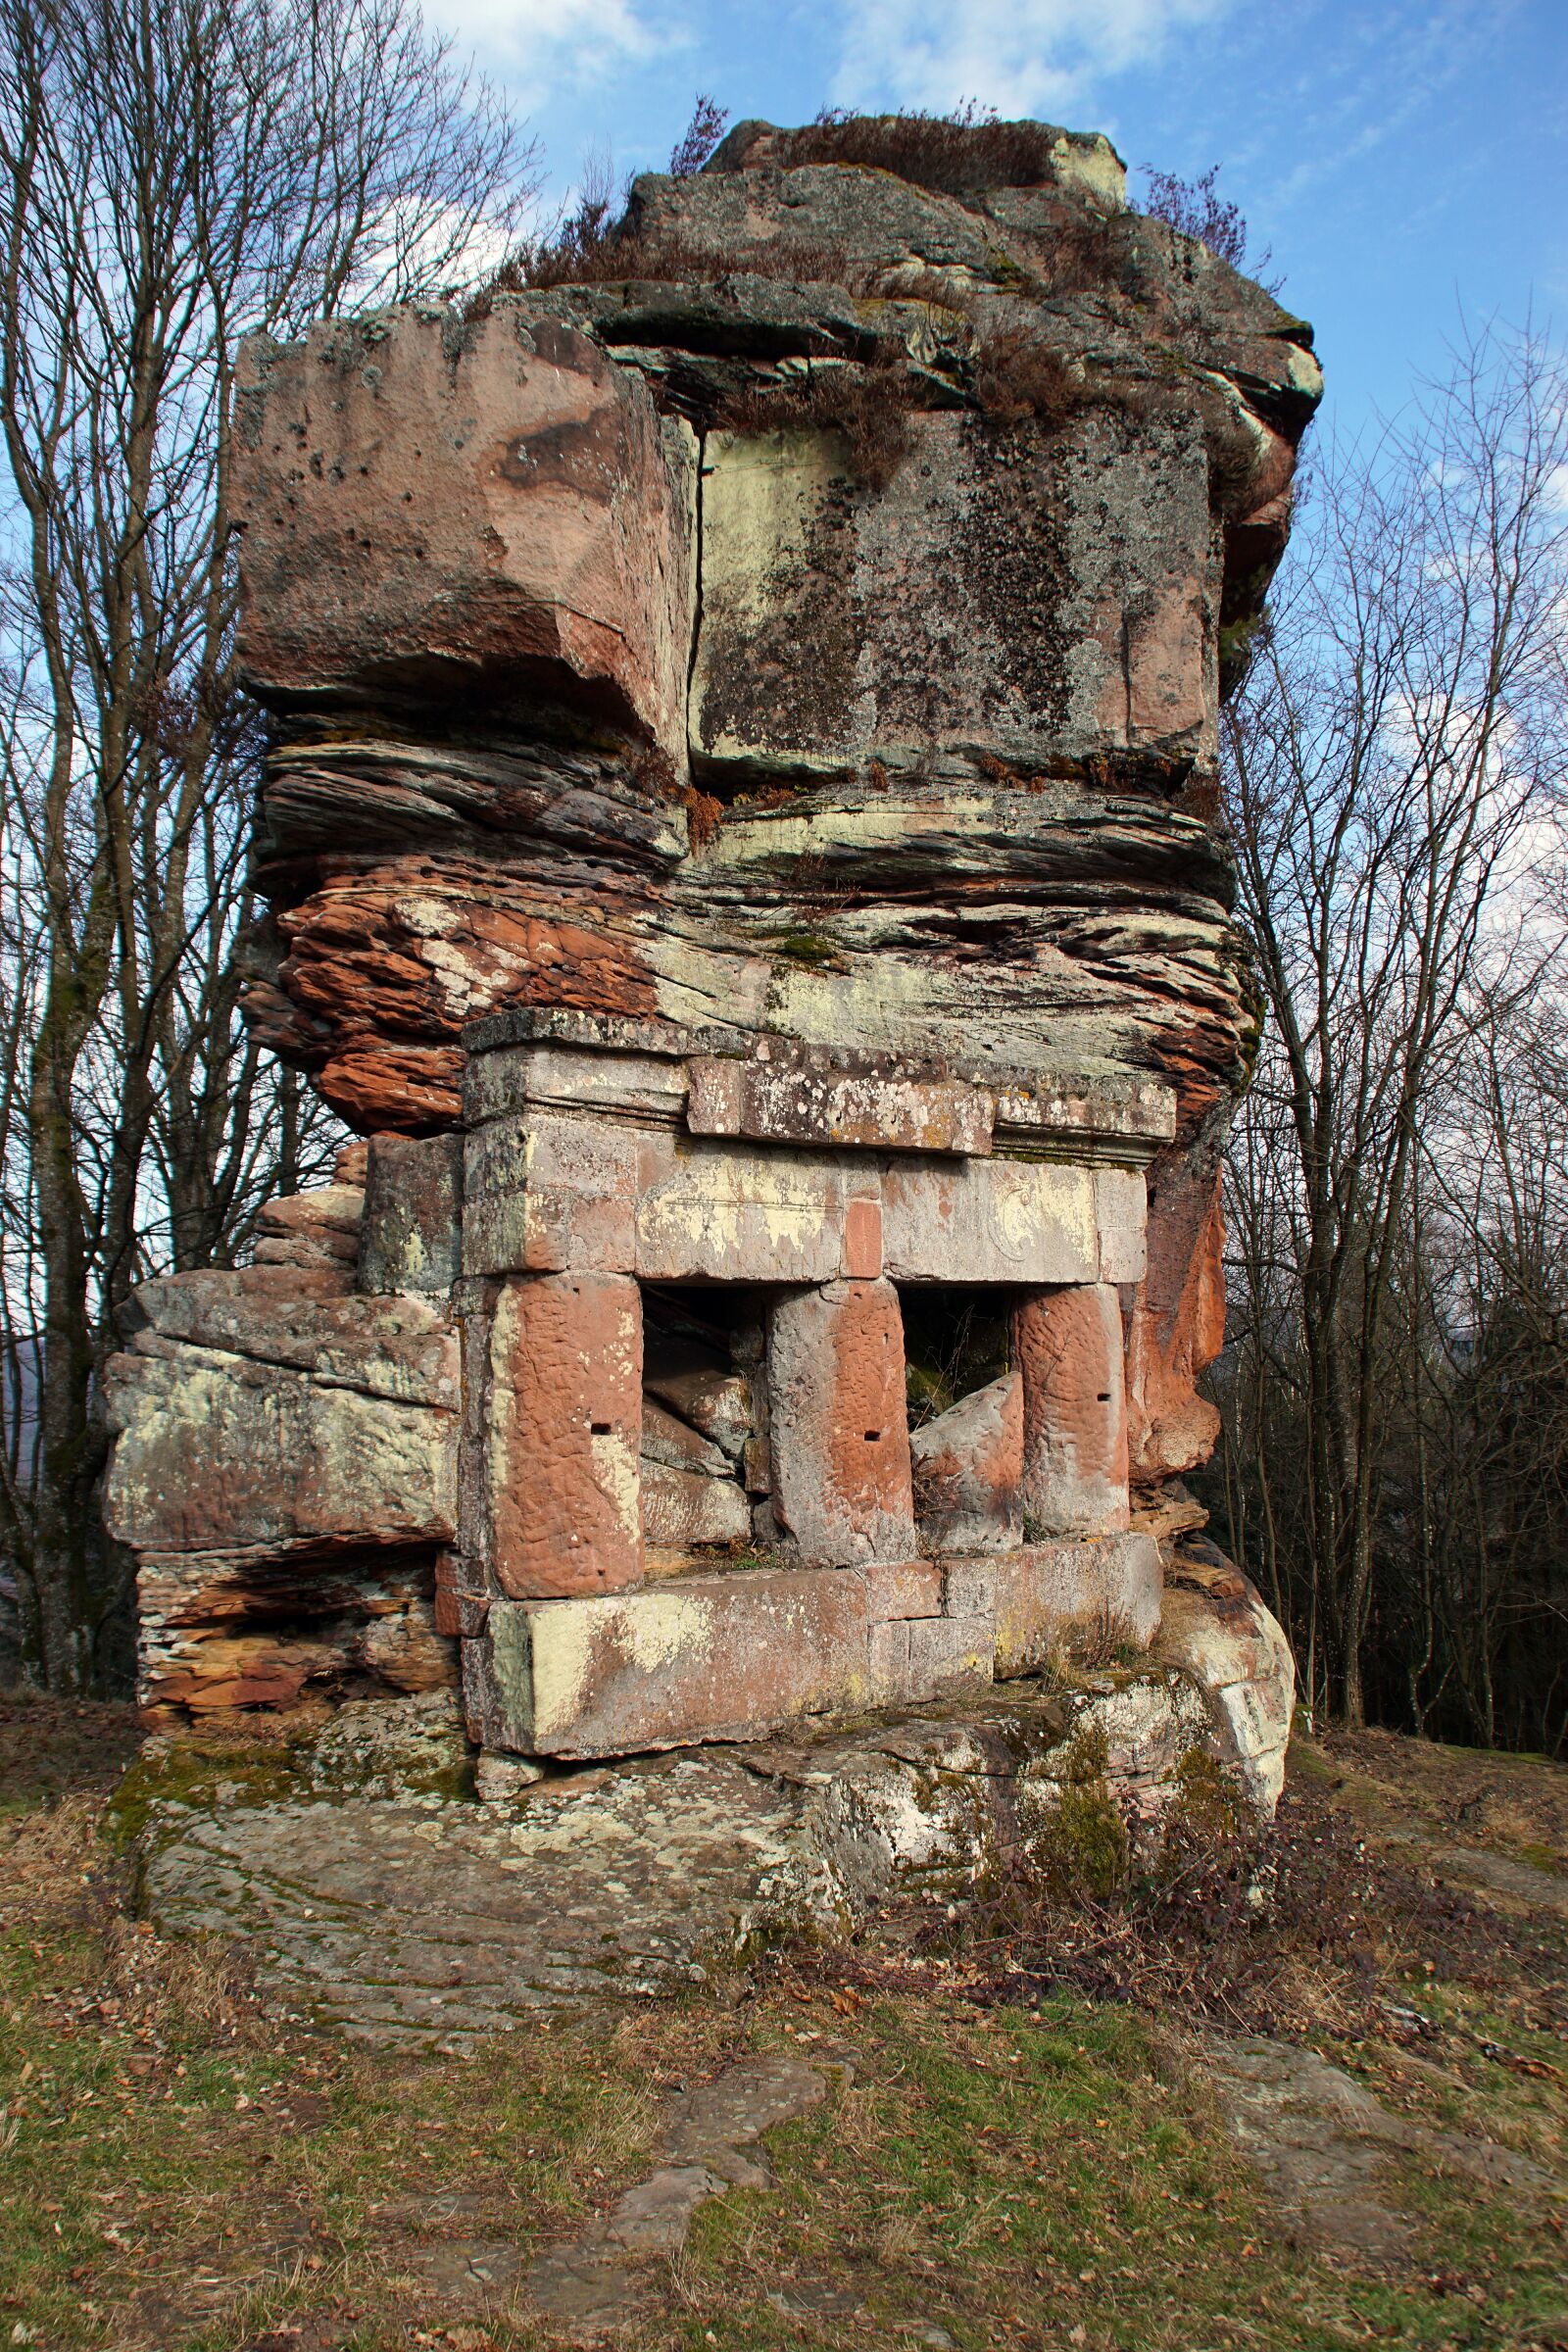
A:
[945, 1535, 1161, 1676]
[643, 1338, 753, 1464]
[103, 1348, 457, 1558]
[991, 1073, 1176, 1154]
[767, 1280, 916, 1567]
[880, 1156, 1101, 1285]
[641, 1460, 752, 1548]
[635, 1139, 872, 1285]
[687, 1055, 993, 1155]
[1014, 1283, 1130, 1536]
[479, 1567, 877, 1755]
[1093, 1166, 1149, 1286]
[486, 1272, 643, 1598]
[466, 1040, 690, 1131]
[468, 1520, 1163, 1759]
[360, 1133, 464, 1295]
[464, 1113, 639, 1276]
[123, 1268, 458, 1406]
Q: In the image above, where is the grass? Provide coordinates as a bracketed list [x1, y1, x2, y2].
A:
[1, 1698, 1565, 2349]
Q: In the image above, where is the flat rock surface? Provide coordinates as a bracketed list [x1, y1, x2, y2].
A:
[1204, 2035, 1549, 2267]
[130, 1675, 1227, 2043]
[140, 1747, 811, 2041]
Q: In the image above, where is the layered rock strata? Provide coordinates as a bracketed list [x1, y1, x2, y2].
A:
[105, 113, 1311, 1797]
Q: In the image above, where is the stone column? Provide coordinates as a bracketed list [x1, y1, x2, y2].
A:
[486, 1270, 644, 1597]
[1012, 1283, 1130, 1537]
[767, 1278, 916, 1566]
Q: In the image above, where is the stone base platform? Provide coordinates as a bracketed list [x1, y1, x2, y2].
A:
[122, 1570, 1293, 2045]
[464, 1536, 1162, 1760]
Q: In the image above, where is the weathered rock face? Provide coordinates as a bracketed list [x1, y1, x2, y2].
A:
[125, 1638, 1275, 2037]
[106, 115, 1312, 1800]
[103, 1165, 461, 1721]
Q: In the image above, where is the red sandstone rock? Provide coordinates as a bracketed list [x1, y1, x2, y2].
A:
[1012, 1284, 1130, 1536]
[767, 1279, 916, 1567]
[106, 116, 1322, 1757]
[487, 1270, 644, 1597]
[642, 1334, 753, 1464]
[641, 1460, 752, 1547]
[909, 1372, 1023, 1552]
[1124, 1134, 1227, 1483]
[236, 309, 696, 766]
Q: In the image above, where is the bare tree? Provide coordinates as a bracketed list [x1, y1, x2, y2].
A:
[1212, 321, 1568, 1726]
[0, 0, 535, 1690]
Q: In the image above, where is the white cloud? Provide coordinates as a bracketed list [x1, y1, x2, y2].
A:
[830, 0, 1234, 121]
[422, 0, 668, 81]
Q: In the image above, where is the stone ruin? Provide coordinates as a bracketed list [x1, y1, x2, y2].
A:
[103, 116, 1315, 1844]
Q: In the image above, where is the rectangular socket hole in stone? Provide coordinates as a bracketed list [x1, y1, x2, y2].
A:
[863, 1429, 882, 1444]
[590, 1421, 612, 1436]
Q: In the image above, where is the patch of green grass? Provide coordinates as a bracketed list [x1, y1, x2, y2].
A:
[0, 1795, 726, 2349]
[672, 1996, 1564, 2351]
[3, 1708, 1566, 2351]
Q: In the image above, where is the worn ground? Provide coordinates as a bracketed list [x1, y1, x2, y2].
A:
[1, 1688, 1565, 2352]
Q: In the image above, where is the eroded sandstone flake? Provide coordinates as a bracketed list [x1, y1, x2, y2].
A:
[109, 113, 1307, 1805]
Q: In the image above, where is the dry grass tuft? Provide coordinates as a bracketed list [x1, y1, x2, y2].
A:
[715, 358, 914, 487]
[680, 782, 723, 849]
[466, 228, 859, 314]
[972, 328, 1087, 427]
[764, 108, 1064, 198]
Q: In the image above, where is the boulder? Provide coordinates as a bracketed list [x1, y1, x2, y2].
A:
[909, 1372, 1023, 1550]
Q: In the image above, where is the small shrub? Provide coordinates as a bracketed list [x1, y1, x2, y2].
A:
[668, 93, 727, 178]
[1142, 162, 1280, 289]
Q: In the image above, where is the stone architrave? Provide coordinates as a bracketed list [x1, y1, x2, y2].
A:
[767, 1279, 916, 1567]
[487, 1271, 644, 1598]
[1012, 1284, 1130, 1537]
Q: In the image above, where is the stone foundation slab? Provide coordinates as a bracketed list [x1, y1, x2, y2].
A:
[467, 1535, 1162, 1759]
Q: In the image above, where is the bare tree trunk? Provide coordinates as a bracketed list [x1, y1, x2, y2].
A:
[0, 0, 533, 1689]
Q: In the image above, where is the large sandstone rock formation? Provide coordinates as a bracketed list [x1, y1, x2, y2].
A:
[105, 114, 1311, 1799]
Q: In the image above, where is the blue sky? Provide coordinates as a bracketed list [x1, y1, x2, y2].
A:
[424, 0, 1565, 443]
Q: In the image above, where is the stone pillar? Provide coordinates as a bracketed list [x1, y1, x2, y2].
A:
[767, 1278, 915, 1566]
[1012, 1284, 1130, 1537]
[487, 1271, 644, 1597]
